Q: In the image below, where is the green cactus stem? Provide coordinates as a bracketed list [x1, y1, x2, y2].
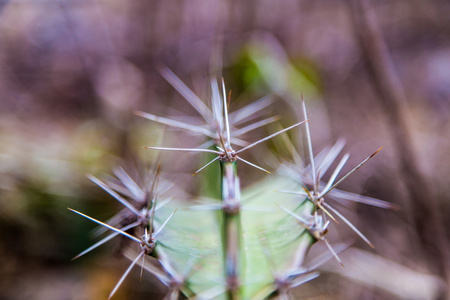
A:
[220, 160, 243, 299]
[69, 68, 394, 300]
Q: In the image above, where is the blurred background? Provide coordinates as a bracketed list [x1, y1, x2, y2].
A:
[0, 0, 449, 299]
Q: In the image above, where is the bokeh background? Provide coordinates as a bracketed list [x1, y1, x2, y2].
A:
[0, 0, 449, 299]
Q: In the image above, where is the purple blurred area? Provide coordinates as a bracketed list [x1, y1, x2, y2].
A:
[0, 0, 448, 299]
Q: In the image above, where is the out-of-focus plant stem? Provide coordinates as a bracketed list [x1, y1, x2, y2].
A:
[346, 0, 450, 296]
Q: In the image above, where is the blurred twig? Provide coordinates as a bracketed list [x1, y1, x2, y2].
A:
[345, 0, 449, 297]
[322, 248, 446, 300]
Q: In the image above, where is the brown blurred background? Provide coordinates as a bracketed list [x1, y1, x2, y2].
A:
[0, 0, 449, 299]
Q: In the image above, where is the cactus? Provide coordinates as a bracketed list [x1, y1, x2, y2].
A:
[69, 67, 394, 300]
